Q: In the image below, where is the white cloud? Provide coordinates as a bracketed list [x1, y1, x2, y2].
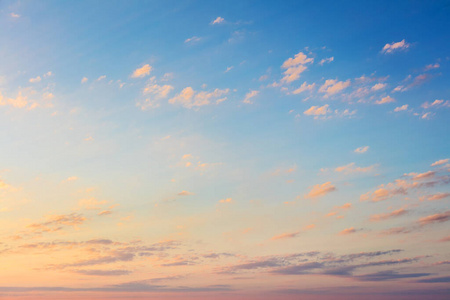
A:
[29, 76, 41, 83]
[81, 77, 88, 84]
[243, 90, 259, 104]
[371, 83, 387, 91]
[225, 66, 234, 73]
[211, 17, 225, 24]
[169, 87, 229, 108]
[131, 64, 152, 78]
[137, 83, 174, 110]
[303, 104, 330, 116]
[10, 12, 20, 18]
[280, 52, 313, 84]
[375, 95, 395, 104]
[381, 39, 410, 54]
[292, 82, 315, 94]
[319, 57, 334, 65]
[394, 104, 408, 112]
[424, 63, 440, 71]
[422, 99, 450, 109]
[354, 146, 369, 154]
[97, 75, 106, 81]
[319, 79, 350, 96]
[185, 36, 201, 44]
[431, 159, 449, 167]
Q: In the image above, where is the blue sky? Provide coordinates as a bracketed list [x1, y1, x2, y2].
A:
[0, 1, 449, 299]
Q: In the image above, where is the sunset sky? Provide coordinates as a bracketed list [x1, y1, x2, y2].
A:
[0, 0, 449, 299]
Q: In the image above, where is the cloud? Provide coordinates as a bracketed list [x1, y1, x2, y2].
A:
[379, 227, 412, 235]
[319, 57, 334, 65]
[184, 36, 201, 44]
[424, 63, 440, 71]
[177, 191, 194, 196]
[26, 213, 86, 236]
[303, 104, 330, 116]
[354, 146, 369, 154]
[211, 17, 225, 24]
[97, 75, 106, 81]
[219, 198, 232, 203]
[224, 66, 234, 73]
[305, 182, 336, 199]
[272, 262, 324, 274]
[78, 197, 107, 210]
[132, 64, 152, 78]
[292, 82, 315, 94]
[271, 231, 301, 240]
[371, 83, 387, 91]
[137, 83, 174, 110]
[394, 104, 408, 112]
[356, 270, 430, 281]
[431, 158, 449, 167]
[339, 227, 357, 235]
[422, 99, 450, 109]
[10, 12, 20, 18]
[334, 162, 375, 174]
[63, 176, 78, 182]
[370, 208, 408, 222]
[73, 269, 131, 276]
[243, 90, 259, 104]
[29, 76, 41, 83]
[280, 52, 314, 83]
[381, 39, 410, 54]
[319, 79, 350, 96]
[420, 193, 450, 201]
[169, 87, 229, 108]
[359, 170, 449, 202]
[418, 211, 450, 225]
[81, 77, 88, 83]
[375, 95, 395, 104]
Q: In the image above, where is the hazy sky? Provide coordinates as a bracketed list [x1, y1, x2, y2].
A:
[0, 1, 449, 299]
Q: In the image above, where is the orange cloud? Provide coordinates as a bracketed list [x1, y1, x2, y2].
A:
[305, 182, 336, 199]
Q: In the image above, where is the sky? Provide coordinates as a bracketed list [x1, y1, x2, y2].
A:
[0, 0, 449, 299]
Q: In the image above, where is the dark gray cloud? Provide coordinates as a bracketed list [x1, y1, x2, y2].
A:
[355, 270, 431, 281]
[416, 276, 450, 283]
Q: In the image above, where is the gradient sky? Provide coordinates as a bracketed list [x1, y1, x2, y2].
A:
[1, 1, 449, 299]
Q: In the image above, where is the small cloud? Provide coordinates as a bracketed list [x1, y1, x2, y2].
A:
[381, 39, 410, 54]
[334, 163, 375, 174]
[422, 99, 450, 109]
[178, 191, 194, 196]
[271, 231, 301, 240]
[339, 227, 357, 235]
[319, 79, 350, 96]
[420, 193, 450, 201]
[81, 77, 88, 84]
[97, 75, 106, 81]
[292, 82, 315, 94]
[305, 182, 336, 199]
[394, 104, 408, 112]
[243, 90, 259, 104]
[303, 104, 330, 116]
[185, 36, 201, 44]
[63, 176, 78, 183]
[375, 95, 395, 104]
[224, 66, 234, 73]
[132, 64, 152, 78]
[98, 210, 112, 216]
[431, 158, 449, 167]
[354, 146, 369, 154]
[319, 57, 334, 65]
[219, 198, 232, 203]
[421, 112, 432, 119]
[424, 63, 440, 71]
[10, 12, 20, 18]
[280, 52, 314, 84]
[44, 71, 52, 77]
[169, 87, 229, 108]
[211, 17, 225, 25]
[371, 83, 387, 91]
[29, 76, 41, 83]
[418, 211, 450, 225]
[370, 208, 408, 222]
